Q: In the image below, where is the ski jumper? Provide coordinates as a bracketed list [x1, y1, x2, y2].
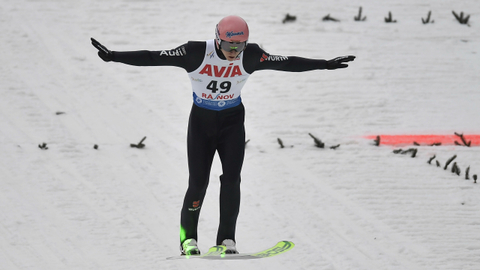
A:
[111, 40, 328, 245]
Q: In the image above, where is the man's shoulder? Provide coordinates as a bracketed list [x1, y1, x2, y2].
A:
[243, 43, 267, 62]
[183, 40, 205, 50]
[244, 43, 266, 56]
[245, 43, 262, 50]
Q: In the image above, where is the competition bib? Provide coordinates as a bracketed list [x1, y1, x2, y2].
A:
[188, 39, 250, 111]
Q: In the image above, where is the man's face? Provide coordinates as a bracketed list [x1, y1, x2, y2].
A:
[221, 49, 242, 61]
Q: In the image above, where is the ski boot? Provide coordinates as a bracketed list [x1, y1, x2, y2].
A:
[181, 239, 201, 256]
[221, 239, 239, 254]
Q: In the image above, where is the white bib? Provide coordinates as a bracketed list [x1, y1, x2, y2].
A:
[188, 39, 250, 111]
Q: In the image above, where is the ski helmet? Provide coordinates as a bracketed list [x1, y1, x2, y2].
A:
[215, 15, 249, 47]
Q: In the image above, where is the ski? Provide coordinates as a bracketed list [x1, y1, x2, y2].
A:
[167, 240, 294, 260]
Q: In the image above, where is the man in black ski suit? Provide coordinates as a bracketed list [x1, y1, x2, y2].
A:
[91, 15, 355, 255]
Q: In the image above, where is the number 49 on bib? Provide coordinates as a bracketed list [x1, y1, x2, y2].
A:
[206, 80, 231, 93]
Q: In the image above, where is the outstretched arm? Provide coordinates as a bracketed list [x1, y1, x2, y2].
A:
[90, 38, 205, 71]
[243, 43, 355, 73]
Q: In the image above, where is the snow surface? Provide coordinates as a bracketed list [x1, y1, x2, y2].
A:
[1, 0, 480, 269]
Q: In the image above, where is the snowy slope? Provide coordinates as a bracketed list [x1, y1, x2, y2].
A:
[1, 0, 479, 269]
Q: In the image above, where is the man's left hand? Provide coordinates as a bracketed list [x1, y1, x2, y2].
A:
[327, 55, 356, 69]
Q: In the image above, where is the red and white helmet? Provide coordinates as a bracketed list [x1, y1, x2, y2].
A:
[215, 15, 249, 47]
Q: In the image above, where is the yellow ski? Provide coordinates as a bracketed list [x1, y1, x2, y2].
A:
[167, 241, 294, 260]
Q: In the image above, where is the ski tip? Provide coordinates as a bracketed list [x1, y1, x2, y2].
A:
[279, 240, 295, 248]
[248, 240, 295, 259]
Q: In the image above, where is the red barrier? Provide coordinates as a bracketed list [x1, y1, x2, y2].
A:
[364, 134, 480, 146]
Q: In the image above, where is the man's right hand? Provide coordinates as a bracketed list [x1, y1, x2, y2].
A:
[91, 38, 113, 62]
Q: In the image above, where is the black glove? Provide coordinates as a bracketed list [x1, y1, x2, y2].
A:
[91, 38, 114, 62]
[327, 55, 356, 69]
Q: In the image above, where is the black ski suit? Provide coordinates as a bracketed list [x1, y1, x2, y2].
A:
[110, 41, 329, 246]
